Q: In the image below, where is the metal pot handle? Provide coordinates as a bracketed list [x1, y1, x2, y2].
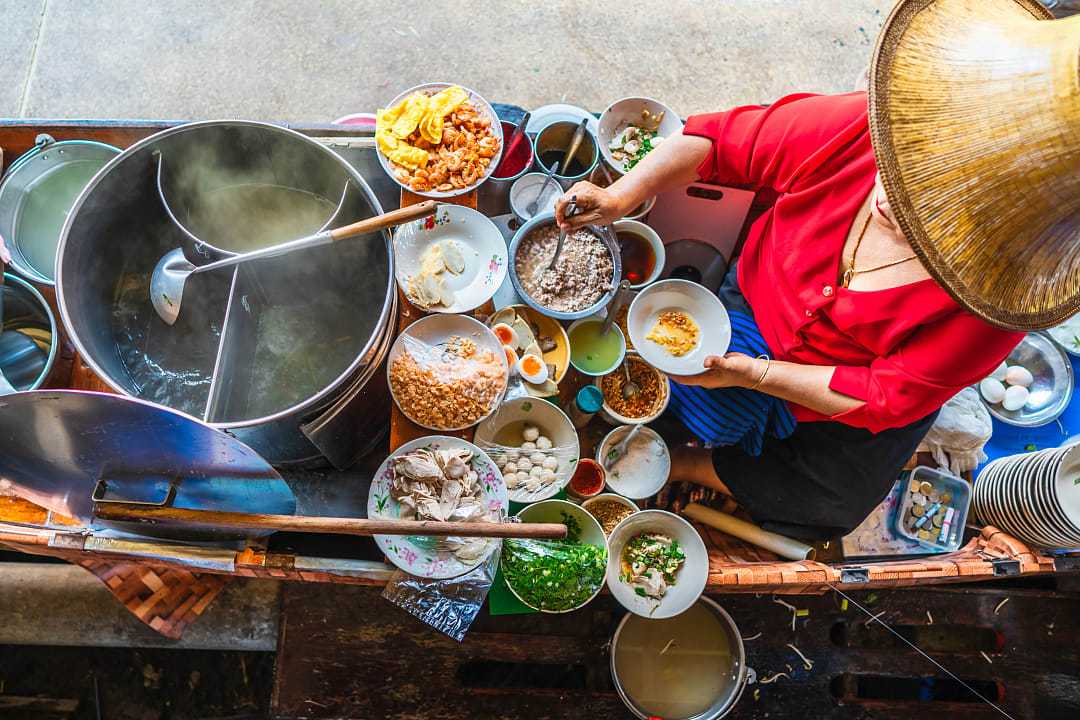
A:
[3, 134, 55, 178]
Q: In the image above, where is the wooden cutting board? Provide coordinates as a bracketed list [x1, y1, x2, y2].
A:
[388, 189, 495, 451]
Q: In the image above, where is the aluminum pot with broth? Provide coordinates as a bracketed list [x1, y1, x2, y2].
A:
[56, 121, 395, 468]
[611, 596, 747, 719]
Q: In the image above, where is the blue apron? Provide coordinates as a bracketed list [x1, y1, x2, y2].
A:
[667, 309, 796, 456]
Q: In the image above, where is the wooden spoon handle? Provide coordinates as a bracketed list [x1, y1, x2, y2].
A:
[329, 200, 438, 242]
[94, 505, 567, 540]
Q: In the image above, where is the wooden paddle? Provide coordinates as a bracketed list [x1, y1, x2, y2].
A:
[94, 504, 567, 540]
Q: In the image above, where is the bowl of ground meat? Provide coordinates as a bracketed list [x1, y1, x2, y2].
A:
[509, 213, 622, 321]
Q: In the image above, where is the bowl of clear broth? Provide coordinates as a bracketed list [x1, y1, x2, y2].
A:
[613, 220, 664, 289]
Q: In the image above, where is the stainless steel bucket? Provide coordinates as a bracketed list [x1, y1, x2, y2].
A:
[0, 272, 58, 391]
[0, 134, 120, 285]
[56, 120, 396, 468]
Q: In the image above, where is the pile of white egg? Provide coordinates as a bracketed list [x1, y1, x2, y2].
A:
[498, 424, 561, 493]
[979, 362, 1034, 411]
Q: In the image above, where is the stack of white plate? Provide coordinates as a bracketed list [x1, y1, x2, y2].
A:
[973, 445, 1080, 548]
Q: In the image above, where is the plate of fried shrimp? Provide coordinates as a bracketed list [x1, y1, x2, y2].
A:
[375, 82, 504, 198]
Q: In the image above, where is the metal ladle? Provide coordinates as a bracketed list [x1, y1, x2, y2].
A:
[150, 201, 438, 325]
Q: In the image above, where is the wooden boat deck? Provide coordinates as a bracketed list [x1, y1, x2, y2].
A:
[0, 119, 1072, 597]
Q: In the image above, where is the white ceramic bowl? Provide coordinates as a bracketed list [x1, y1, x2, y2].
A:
[596, 425, 670, 499]
[594, 352, 671, 426]
[473, 396, 580, 503]
[386, 313, 508, 431]
[627, 279, 731, 375]
[366, 435, 508, 579]
[598, 97, 683, 175]
[393, 204, 508, 314]
[506, 499, 608, 613]
[509, 171, 562, 222]
[612, 219, 665, 289]
[606, 509, 708, 619]
[375, 82, 504, 199]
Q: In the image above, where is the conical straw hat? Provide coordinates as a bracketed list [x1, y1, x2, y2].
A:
[869, 0, 1080, 330]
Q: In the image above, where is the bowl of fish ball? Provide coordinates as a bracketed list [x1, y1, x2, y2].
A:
[596, 425, 670, 500]
[375, 83, 503, 198]
[596, 352, 670, 425]
[978, 331, 1072, 428]
[393, 204, 508, 313]
[598, 97, 683, 176]
[606, 509, 708, 619]
[474, 396, 580, 503]
[509, 212, 622, 321]
[503, 499, 608, 613]
[627, 279, 731, 376]
[582, 493, 639, 537]
[387, 314, 509, 432]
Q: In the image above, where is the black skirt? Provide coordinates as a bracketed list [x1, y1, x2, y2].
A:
[680, 263, 936, 541]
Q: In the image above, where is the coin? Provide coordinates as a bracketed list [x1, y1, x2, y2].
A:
[919, 481, 933, 495]
[918, 529, 933, 541]
[912, 493, 928, 507]
[933, 514, 944, 528]
[912, 505, 925, 517]
[909, 478, 922, 493]
[941, 493, 952, 504]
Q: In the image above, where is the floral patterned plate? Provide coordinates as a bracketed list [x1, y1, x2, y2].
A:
[393, 204, 508, 314]
[367, 435, 509, 579]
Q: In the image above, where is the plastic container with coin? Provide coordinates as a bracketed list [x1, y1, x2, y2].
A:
[894, 466, 971, 552]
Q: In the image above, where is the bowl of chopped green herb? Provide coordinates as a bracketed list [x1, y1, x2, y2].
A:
[606, 509, 708, 619]
[598, 97, 683, 175]
[501, 499, 608, 613]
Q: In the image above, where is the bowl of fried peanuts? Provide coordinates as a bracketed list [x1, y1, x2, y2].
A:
[375, 82, 504, 198]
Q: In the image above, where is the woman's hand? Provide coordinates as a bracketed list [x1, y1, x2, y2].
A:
[670, 353, 762, 389]
[0, 233, 10, 265]
[554, 181, 630, 231]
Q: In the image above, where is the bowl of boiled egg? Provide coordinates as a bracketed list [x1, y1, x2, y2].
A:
[978, 331, 1073, 427]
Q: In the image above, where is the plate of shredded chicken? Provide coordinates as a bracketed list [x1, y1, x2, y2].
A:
[606, 509, 708, 618]
[367, 436, 508, 579]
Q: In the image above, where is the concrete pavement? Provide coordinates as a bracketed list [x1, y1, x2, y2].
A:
[3, 0, 891, 122]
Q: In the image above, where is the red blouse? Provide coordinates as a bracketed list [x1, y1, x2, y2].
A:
[683, 92, 1023, 434]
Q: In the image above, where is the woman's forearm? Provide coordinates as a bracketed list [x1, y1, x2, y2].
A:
[609, 133, 712, 213]
[753, 359, 864, 417]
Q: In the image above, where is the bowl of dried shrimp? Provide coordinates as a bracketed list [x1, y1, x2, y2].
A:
[367, 436, 508, 579]
[594, 352, 671, 425]
[375, 82, 503, 198]
[387, 313, 509, 432]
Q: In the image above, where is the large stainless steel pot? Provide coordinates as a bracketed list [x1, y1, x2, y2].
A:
[56, 121, 396, 468]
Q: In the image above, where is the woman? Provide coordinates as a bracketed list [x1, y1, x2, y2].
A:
[555, 90, 1024, 539]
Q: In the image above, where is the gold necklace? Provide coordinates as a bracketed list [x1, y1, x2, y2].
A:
[841, 211, 918, 288]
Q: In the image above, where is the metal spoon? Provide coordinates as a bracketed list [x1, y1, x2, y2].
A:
[600, 280, 632, 336]
[526, 117, 590, 217]
[150, 201, 438, 325]
[604, 424, 643, 471]
[547, 197, 577, 271]
[621, 358, 640, 400]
